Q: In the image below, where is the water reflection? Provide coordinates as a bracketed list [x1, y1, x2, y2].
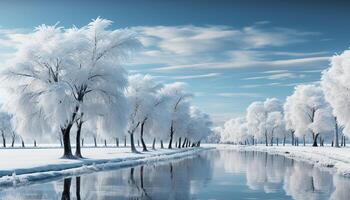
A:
[0, 150, 350, 200]
[217, 150, 349, 200]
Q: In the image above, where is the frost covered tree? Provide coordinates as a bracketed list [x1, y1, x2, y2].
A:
[321, 50, 350, 146]
[157, 82, 192, 149]
[246, 98, 283, 146]
[125, 74, 156, 152]
[2, 18, 139, 158]
[284, 84, 333, 147]
[221, 117, 249, 145]
[186, 106, 213, 147]
[266, 111, 286, 146]
[0, 110, 13, 147]
[147, 89, 173, 149]
[206, 127, 222, 143]
[125, 74, 164, 152]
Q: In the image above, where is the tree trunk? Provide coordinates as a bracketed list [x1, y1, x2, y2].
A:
[124, 136, 127, 147]
[175, 141, 178, 147]
[61, 125, 74, 159]
[265, 132, 268, 146]
[334, 117, 340, 147]
[160, 140, 164, 149]
[93, 136, 97, 147]
[116, 137, 119, 147]
[291, 130, 295, 146]
[61, 105, 79, 159]
[178, 137, 182, 148]
[75, 119, 83, 158]
[168, 121, 174, 149]
[341, 135, 344, 146]
[182, 138, 187, 148]
[11, 134, 15, 147]
[344, 136, 346, 147]
[130, 133, 138, 153]
[34, 140, 36, 147]
[303, 135, 306, 146]
[81, 138, 84, 147]
[270, 136, 273, 146]
[104, 139, 107, 147]
[276, 138, 279, 146]
[283, 136, 286, 146]
[137, 140, 140, 147]
[152, 138, 156, 150]
[1, 132, 6, 148]
[312, 133, 319, 147]
[140, 118, 148, 152]
[21, 139, 25, 148]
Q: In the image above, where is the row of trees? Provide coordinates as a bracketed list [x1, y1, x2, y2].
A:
[0, 18, 212, 158]
[220, 49, 350, 147]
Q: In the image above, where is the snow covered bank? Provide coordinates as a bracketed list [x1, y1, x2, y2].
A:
[0, 147, 211, 187]
[213, 144, 350, 177]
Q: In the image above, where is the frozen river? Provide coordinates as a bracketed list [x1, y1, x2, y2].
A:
[0, 149, 349, 199]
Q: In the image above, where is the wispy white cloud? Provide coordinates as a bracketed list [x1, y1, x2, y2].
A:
[261, 69, 290, 74]
[151, 56, 329, 71]
[280, 80, 321, 87]
[240, 82, 281, 88]
[217, 92, 262, 98]
[128, 24, 328, 73]
[170, 73, 221, 80]
[244, 72, 305, 80]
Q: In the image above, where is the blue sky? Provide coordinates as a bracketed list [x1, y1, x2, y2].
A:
[0, 0, 349, 125]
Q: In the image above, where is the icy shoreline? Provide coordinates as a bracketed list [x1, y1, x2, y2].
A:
[0, 147, 211, 187]
[211, 144, 350, 177]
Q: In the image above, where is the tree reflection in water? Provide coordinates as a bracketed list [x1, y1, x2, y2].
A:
[0, 150, 350, 200]
[61, 178, 71, 200]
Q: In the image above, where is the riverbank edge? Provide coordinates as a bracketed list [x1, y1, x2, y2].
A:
[0, 147, 213, 187]
[210, 144, 350, 177]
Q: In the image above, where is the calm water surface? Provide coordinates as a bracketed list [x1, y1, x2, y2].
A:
[0, 149, 349, 200]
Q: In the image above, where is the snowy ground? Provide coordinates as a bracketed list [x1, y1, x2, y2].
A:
[0, 146, 211, 187]
[209, 143, 350, 177]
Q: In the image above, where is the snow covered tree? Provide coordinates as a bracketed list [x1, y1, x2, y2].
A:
[186, 106, 213, 147]
[157, 82, 192, 149]
[125, 74, 164, 152]
[246, 98, 283, 146]
[284, 84, 332, 147]
[266, 111, 287, 146]
[206, 127, 222, 143]
[0, 109, 13, 147]
[321, 50, 350, 145]
[221, 117, 249, 145]
[2, 18, 139, 158]
[147, 88, 173, 149]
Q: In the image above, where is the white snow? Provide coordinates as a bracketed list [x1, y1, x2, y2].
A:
[0, 146, 211, 187]
[211, 144, 350, 177]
